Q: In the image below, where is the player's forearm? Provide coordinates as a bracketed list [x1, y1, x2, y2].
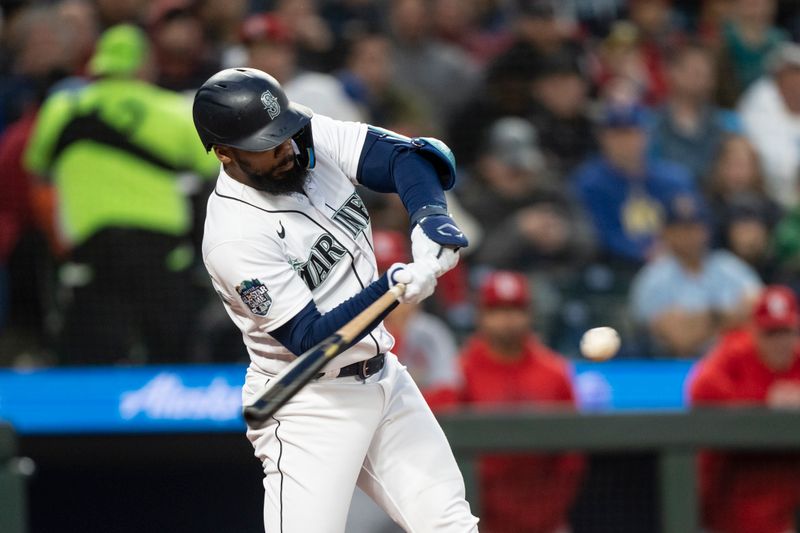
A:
[651, 312, 714, 356]
[270, 274, 396, 355]
[714, 307, 750, 330]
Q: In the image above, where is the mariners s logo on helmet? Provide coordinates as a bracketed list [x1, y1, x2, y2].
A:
[261, 90, 281, 120]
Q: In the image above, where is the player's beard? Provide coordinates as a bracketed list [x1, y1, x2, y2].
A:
[238, 156, 309, 195]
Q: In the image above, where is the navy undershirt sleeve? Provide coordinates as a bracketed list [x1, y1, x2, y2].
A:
[270, 273, 397, 356]
[356, 130, 447, 216]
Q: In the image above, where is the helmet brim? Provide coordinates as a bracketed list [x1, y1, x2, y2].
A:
[222, 102, 313, 152]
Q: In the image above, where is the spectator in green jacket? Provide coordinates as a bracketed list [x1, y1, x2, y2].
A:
[24, 24, 220, 364]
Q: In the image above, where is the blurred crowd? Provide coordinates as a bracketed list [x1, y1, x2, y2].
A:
[5, 0, 800, 363]
[3, 1, 800, 529]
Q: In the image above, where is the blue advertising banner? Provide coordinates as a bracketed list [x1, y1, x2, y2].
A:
[0, 365, 245, 434]
[0, 361, 697, 435]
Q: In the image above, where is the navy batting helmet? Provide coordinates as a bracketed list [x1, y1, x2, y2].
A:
[192, 68, 315, 168]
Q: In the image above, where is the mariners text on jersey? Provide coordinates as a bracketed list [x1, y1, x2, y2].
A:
[292, 233, 348, 291]
[333, 192, 370, 238]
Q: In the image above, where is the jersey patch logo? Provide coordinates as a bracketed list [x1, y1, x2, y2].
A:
[261, 90, 281, 120]
[291, 234, 347, 291]
[236, 279, 272, 316]
[333, 193, 370, 238]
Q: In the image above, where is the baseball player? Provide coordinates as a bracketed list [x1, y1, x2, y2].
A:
[192, 68, 479, 532]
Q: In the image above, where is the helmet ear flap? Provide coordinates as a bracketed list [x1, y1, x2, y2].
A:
[291, 123, 315, 170]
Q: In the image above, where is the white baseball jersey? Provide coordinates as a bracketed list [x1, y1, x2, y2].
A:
[204, 112, 478, 533]
[202, 114, 394, 377]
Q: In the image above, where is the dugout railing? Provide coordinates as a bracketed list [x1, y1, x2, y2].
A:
[0, 422, 27, 533]
[439, 408, 800, 533]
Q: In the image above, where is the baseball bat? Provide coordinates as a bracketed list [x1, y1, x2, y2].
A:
[242, 283, 406, 426]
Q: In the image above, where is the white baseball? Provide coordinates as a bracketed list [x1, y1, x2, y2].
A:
[580, 327, 620, 361]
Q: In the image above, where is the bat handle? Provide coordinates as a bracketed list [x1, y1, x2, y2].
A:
[389, 282, 406, 299]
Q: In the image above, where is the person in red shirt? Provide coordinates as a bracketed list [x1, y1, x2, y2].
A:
[373, 230, 462, 411]
[689, 284, 800, 533]
[459, 271, 585, 533]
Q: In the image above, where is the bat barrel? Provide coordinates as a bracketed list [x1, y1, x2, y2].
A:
[241, 286, 405, 426]
[242, 337, 340, 426]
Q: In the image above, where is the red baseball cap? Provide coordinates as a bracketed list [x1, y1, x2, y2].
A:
[372, 230, 409, 272]
[240, 14, 293, 46]
[479, 271, 531, 308]
[753, 285, 800, 331]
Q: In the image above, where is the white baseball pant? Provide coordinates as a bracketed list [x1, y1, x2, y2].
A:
[243, 353, 480, 533]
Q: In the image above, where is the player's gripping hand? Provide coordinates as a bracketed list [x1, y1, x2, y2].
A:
[411, 214, 469, 277]
[388, 262, 437, 305]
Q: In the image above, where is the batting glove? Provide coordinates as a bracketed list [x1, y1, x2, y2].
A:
[410, 213, 469, 277]
[388, 262, 437, 305]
